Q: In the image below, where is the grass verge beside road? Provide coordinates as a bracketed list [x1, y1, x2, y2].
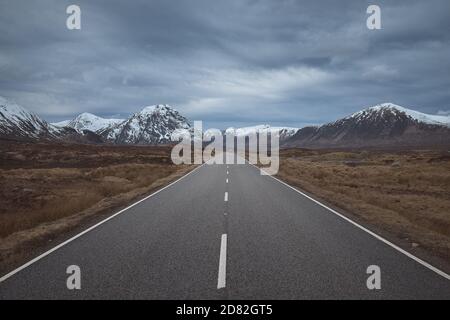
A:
[0, 140, 194, 274]
[274, 148, 450, 266]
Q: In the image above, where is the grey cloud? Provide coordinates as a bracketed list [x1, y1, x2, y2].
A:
[0, 0, 449, 128]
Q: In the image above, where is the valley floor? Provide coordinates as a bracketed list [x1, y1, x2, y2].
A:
[1, 141, 449, 275]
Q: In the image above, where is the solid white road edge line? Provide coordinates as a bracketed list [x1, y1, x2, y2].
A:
[251, 163, 450, 281]
[217, 234, 227, 289]
[224, 192, 228, 202]
[0, 163, 206, 283]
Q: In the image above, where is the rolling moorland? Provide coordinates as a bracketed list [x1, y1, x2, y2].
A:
[275, 148, 450, 266]
[0, 140, 193, 273]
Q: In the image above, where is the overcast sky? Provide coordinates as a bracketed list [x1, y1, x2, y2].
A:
[1, 0, 449, 128]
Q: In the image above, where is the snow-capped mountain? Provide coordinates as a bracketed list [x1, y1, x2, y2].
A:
[284, 103, 450, 148]
[0, 96, 106, 143]
[346, 103, 450, 128]
[225, 125, 299, 141]
[4, 97, 448, 148]
[100, 104, 191, 144]
[0, 97, 191, 145]
[0, 96, 56, 140]
[52, 113, 124, 133]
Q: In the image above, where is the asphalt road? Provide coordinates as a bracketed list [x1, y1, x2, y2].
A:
[1, 162, 450, 299]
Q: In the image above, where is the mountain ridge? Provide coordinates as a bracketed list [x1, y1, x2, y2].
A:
[284, 103, 450, 149]
[2, 97, 449, 148]
[52, 112, 124, 133]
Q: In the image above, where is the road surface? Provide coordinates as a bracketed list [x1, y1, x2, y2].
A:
[1, 162, 450, 299]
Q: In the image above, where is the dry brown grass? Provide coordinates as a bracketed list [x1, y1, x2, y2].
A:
[276, 148, 450, 263]
[0, 140, 193, 272]
[0, 163, 185, 238]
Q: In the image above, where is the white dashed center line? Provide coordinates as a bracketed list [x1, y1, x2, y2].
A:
[224, 192, 228, 202]
[217, 234, 227, 289]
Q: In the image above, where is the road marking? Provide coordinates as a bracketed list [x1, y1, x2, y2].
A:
[0, 164, 206, 283]
[251, 163, 450, 281]
[217, 234, 227, 289]
[227, 170, 229, 175]
[224, 192, 228, 202]
[226, 178, 229, 183]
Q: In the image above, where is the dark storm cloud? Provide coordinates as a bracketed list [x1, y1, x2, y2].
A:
[0, 0, 449, 128]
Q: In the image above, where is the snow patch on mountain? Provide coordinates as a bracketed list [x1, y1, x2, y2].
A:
[348, 103, 450, 127]
[52, 112, 124, 133]
[52, 119, 71, 127]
